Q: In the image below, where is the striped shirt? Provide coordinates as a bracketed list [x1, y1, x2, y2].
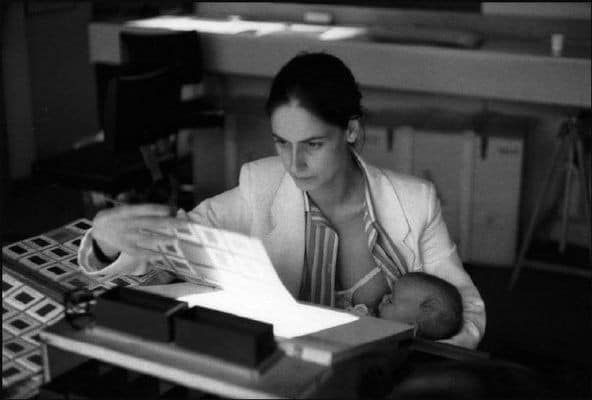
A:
[298, 155, 408, 310]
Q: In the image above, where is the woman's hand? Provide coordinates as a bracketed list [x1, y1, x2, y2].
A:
[91, 204, 184, 260]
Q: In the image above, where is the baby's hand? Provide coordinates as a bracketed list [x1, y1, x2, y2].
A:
[377, 293, 395, 319]
[347, 303, 371, 317]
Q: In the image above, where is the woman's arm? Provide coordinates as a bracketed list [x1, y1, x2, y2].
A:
[77, 162, 256, 276]
[419, 184, 486, 349]
[77, 204, 187, 278]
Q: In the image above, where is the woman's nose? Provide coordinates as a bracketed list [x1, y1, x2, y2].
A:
[290, 146, 306, 173]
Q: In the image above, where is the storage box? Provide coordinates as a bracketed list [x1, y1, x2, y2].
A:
[94, 286, 187, 342]
[362, 108, 427, 174]
[411, 111, 475, 250]
[466, 113, 528, 266]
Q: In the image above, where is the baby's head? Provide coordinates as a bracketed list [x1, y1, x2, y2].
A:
[378, 272, 463, 340]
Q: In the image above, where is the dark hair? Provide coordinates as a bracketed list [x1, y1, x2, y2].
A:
[401, 272, 464, 340]
[265, 52, 363, 130]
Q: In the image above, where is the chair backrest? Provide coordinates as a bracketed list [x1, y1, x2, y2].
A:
[103, 67, 181, 153]
[120, 30, 204, 85]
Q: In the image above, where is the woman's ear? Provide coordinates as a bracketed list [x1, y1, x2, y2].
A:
[346, 118, 360, 144]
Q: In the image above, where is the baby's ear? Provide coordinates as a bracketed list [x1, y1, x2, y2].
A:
[419, 297, 442, 316]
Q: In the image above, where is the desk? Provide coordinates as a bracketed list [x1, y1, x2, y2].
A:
[40, 320, 504, 399]
[40, 321, 333, 399]
[39, 282, 414, 398]
[89, 15, 590, 108]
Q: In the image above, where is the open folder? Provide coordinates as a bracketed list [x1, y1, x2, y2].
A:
[137, 222, 414, 365]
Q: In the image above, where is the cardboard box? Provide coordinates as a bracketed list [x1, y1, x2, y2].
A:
[361, 109, 527, 266]
[467, 113, 527, 266]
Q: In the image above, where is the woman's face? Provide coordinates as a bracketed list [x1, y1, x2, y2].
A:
[270, 101, 351, 192]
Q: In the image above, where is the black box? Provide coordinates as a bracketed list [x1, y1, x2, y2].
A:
[173, 306, 277, 368]
[94, 286, 187, 342]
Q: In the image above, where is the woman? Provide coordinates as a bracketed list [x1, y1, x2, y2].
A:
[80, 52, 485, 349]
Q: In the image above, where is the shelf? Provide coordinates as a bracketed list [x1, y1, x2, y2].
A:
[88, 17, 590, 108]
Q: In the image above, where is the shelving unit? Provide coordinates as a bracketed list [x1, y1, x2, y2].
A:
[88, 16, 590, 108]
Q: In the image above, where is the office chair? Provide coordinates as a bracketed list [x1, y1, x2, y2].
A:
[118, 30, 226, 200]
[33, 67, 182, 214]
[119, 30, 225, 133]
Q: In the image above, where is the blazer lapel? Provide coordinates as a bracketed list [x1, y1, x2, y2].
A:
[261, 172, 305, 297]
[360, 158, 417, 270]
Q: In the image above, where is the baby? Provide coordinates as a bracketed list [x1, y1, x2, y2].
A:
[378, 272, 464, 340]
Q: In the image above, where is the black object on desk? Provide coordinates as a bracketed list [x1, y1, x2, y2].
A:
[173, 305, 277, 368]
[94, 286, 187, 342]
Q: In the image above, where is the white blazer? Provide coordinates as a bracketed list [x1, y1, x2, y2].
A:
[185, 155, 486, 349]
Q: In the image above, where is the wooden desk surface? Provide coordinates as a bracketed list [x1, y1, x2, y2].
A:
[88, 15, 590, 108]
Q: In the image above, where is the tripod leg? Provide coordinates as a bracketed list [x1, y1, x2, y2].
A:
[508, 137, 567, 290]
[559, 138, 575, 253]
[574, 136, 592, 267]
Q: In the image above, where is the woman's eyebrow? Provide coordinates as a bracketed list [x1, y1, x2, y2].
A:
[271, 133, 327, 143]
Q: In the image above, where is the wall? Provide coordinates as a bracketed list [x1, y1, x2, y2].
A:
[0, 3, 8, 224]
[2, 1, 98, 180]
[2, 2, 35, 179]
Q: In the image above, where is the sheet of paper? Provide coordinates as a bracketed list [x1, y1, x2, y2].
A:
[145, 222, 296, 306]
[126, 16, 286, 36]
[137, 282, 358, 339]
[172, 287, 358, 339]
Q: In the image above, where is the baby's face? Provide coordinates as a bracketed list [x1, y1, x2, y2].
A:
[377, 281, 422, 325]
